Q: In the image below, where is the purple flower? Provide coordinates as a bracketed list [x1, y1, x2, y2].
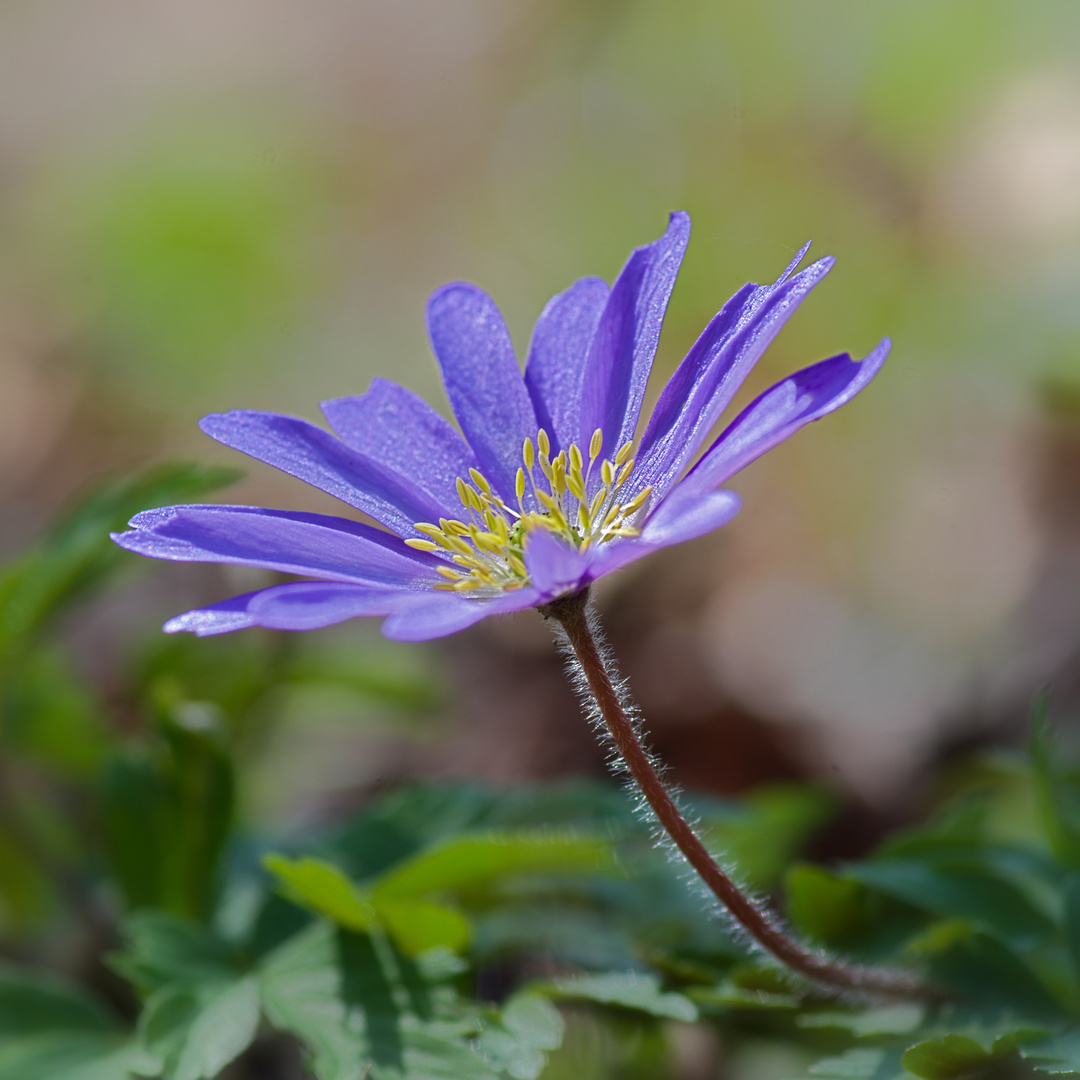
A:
[112, 213, 889, 642]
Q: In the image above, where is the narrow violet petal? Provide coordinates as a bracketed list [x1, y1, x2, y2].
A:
[581, 488, 743, 583]
[200, 411, 444, 538]
[380, 587, 540, 643]
[633, 247, 834, 499]
[164, 591, 265, 636]
[682, 339, 891, 493]
[248, 582, 406, 631]
[321, 378, 479, 510]
[112, 505, 442, 586]
[523, 528, 590, 600]
[425, 283, 538, 501]
[524, 276, 609, 455]
[578, 212, 690, 462]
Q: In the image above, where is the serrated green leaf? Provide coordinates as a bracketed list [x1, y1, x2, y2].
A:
[258, 923, 498, 1080]
[371, 831, 613, 901]
[263, 855, 375, 931]
[172, 976, 260, 1080]
[110, 912, 233, 993]
[542, 973, 697, 1022]
[477, 994, 563, 1080]
[785, 863, 875, 945]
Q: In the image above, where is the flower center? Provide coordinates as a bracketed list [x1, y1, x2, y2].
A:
[405, 427, 652, 593]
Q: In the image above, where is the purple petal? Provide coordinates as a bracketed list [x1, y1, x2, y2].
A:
[381, 587, 541, 642]
[200, 411, 445, 538]
[523, 529, 590, 599]
[164, 591, 264, 636]
[634, 246, 834, 498]
[249, 582, 406, 631]
[321, 378, 479, 511]
[681, 339, 891, 493]
[524, 277, 609, 455]
[578, 212, 690, 463]
[425, 283, 538, 501]
[112, 505, 442, 586]
[582, 489, 742, 581]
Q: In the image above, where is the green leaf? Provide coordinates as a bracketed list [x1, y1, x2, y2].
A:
[807, 1047, 908, 1080]
[263, 855, 375, 931]
[542, 973, 697, 1022]
[902, 1036, 995, 1079]
[1021, 1029, 1080, 1075]
[172, 976, 261, 1080]
[110, 912, 233, 993]
[1031, 699, 1080, 867]
[0, 1035, 157, 1080]
[373, 900, 470, 957]
[1065, 875, 1080, 982]
[847, 859, 1055, 942]
[102, 703, 234, 920]
[370, 831, 613, 901]
[476, 993, 563, 1080]
[699, 784, 834, 891]
[0, 462, 239, 656]
[785, 863, 875, 945]
[0, 965, 115, 1036]
[258, 923, 498, 1080]
[798, 1003, 927, 1038]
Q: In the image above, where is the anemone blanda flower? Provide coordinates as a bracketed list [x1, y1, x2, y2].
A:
[112, 213, 889, 642]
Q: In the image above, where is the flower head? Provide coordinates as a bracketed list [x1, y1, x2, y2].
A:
[112, 213, 889, 641]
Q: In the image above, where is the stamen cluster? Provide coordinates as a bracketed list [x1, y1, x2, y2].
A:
[405, 428, 652, 592]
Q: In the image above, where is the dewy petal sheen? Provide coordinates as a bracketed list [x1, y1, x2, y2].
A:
[112, 212, 890, 640]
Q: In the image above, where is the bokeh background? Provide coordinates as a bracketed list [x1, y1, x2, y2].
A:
[3, 0, 1080, 840]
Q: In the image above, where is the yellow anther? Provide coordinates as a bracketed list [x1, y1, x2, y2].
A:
[589, 489, 607, 519]
[615, 460, 635, 489]
[578, 503, 590, 531]
[615, 440, 634, 466]
[508, 553, 527, 577]
[539, 456, 553, 482]
[620, 486, 652, 515]
[515, 467, 526, 500]
[567, 473, 586, 502]
[608, 526, 642, 538]
[405, 538, 440, 552]
[590, 428, 603, 461]
[600, 504, 621, 529]
[469, 468, 492, 495]
[523, 437, 535, 470]
[455, 476, 469, 507]
[537, 429, 550, 457]
[436, 566, 463, 579]
[551, 459, 567, 496]
[569, 444, 583, 473]
[444, 519, 470, 535]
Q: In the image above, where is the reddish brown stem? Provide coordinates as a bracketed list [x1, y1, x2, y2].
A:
[541, 588, 930, 999]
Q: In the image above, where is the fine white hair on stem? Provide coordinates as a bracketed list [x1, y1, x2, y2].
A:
[547, 598, 790, 964]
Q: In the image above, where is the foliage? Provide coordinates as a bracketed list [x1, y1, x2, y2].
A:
[3, 467, 1080, 1078]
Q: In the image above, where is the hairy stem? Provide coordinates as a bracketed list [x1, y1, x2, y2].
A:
[540, 587, 930, 999]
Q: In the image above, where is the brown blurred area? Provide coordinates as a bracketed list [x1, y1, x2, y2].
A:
[3, 0, 1080, 834]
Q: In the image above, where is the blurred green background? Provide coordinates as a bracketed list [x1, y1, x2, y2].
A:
[2, 0, 1080, 878]
[4, 3, 1080, 1078]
